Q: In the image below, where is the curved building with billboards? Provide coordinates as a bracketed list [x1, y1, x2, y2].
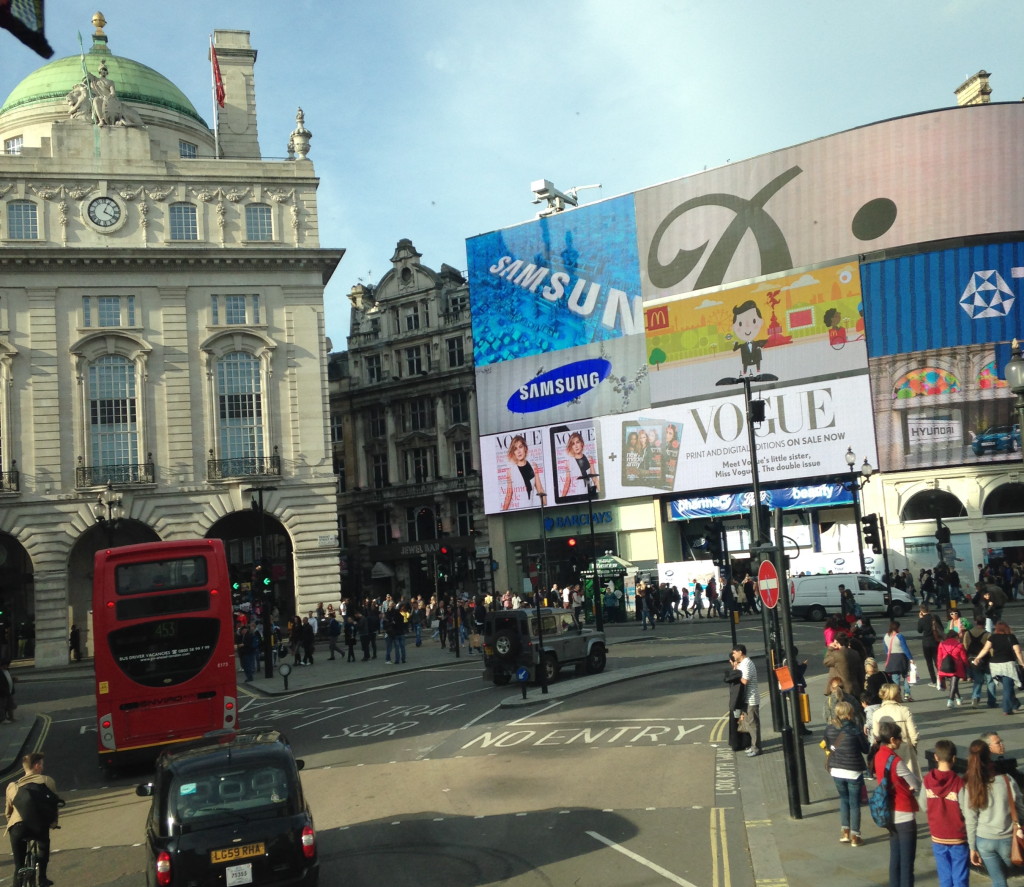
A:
[468, 102, 1024, 598]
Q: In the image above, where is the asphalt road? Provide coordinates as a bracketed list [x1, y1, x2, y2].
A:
[16, 615, 827, 887]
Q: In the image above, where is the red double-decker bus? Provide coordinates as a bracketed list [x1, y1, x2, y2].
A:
[93, 539, 238, 771]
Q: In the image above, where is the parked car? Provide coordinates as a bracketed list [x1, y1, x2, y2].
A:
[788, 572, 914, 622]
[971, 424, 1020, 456]
[482, 606, 607, 685]
[136, 728, 318, 887]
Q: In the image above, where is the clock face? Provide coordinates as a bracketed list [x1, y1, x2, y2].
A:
[87, 196, 122, 228]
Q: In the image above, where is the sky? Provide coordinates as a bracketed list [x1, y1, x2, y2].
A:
[4, 1, 1024, 348]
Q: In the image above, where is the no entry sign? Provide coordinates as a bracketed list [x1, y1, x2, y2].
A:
[757, 559, 780, 609]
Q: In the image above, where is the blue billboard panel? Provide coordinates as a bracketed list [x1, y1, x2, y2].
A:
[861, 241, 1024, 357]
[466, 194, 642, 366]
[668, 483, 854, 520]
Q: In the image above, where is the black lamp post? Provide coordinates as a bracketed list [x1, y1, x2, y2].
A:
[1006, 338, 1024, 451]
[94, 481, 123, 546]
[580, 471, 603, 631]
[714, 374, 778, 548]
[844, 447, 874, 574]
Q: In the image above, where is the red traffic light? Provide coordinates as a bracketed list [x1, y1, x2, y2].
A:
[567, 537, 577, 547]
[440, 546, 449, 555]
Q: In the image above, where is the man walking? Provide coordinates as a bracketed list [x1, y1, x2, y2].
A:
[732, 645, 761, 756]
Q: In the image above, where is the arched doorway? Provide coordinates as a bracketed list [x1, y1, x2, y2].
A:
[67, 518, 160, 660]
[0, 533, 34, 661]
[207, 511, 294, 618]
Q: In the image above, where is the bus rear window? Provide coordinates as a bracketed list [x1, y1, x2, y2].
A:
[116, 557, 208, 595]
[108, 618, 220, 687]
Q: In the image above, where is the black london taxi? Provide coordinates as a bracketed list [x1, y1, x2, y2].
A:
[136, 728, 318, 887]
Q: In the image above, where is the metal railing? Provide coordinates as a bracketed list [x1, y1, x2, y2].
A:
[76, 460, 155, 488]
[207, 448, 281, 481]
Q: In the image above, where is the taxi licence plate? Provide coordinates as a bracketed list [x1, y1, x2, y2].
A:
[211, 842, 265, 864]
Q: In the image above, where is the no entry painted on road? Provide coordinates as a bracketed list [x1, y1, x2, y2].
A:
[757, 559, 780, 609]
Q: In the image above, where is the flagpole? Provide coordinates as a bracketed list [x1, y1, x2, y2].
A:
[209, 36, 220, 159]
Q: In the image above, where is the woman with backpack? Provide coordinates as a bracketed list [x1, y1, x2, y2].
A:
[874, 720, 921, 887]
[962, 738, 1024, 887]
[824, 700, 871, 847]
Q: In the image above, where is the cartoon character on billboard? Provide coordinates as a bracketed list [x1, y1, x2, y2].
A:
[731, 299, 768, 375]
[501, 434, 545, 511]
[823, 307, 848, 347]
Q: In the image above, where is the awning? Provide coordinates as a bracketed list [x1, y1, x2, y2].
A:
[370, 561, 395, 579]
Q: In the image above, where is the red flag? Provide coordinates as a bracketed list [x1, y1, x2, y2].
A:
[211, 45, 225, 108]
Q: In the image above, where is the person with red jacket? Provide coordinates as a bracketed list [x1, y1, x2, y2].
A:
[875, 720, 921, 887]
[937, 630, 970, 708]
[924, 739, 969, 887]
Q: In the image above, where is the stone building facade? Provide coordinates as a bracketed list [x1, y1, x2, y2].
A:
[0, 18, 343, 665]
[329, 240, 490, 605]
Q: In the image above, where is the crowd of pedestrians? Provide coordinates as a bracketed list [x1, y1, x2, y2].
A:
[811, 564, 1024, 887]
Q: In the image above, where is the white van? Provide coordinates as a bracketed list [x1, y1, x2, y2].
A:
[788, 573, 914, 622]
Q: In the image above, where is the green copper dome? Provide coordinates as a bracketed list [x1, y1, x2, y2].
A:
[0, 32, 208, 126]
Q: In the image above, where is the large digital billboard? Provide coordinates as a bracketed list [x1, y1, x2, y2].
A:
[861, 241, 1024, 471]
[479, 377, 879, 514]
[466, 194, 641, 367]
[635, 105, 1024, 301]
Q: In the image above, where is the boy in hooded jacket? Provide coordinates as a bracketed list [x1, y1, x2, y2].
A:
[924, 739, 969, 887]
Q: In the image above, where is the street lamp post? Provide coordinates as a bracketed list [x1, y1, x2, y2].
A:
[844, 447, 874, 574]
[716, 372, 778, 726]
[580, 471, 603, 631]
[1006, 338, 1024, 451]
[94, 481, 123, 547]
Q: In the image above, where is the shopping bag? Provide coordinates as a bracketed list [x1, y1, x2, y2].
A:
[907, 662, 918, 685]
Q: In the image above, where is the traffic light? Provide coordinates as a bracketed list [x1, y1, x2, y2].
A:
[566, 537, 577, 549]
[438, 546, 450, 582]
[861, 513, 882, 554]
[704, 520, 726, 566]
[749, 399, 767, 423]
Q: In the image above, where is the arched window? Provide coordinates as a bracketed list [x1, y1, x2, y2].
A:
[6, 200, 38, 240]
[216, 352, 265, 473]
[88, 354, 139, 478]
[899, 489, 968, 523]
[983, 482, 1024, 516]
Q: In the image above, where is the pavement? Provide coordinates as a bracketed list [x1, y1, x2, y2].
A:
[7, 612, 1024, 886]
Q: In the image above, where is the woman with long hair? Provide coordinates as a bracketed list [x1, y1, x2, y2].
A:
[874, 720, 920, 887]
[882, 620, 915, 701]
[963, 738, 1024, 887]
[972, 621, 1024, 715]
[936, 628, 969, 708]
[824, 700, 870, 847]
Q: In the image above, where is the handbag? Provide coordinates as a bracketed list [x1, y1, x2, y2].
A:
[907, 661, 918, 685]
[1005, 774, 1024, 866]
[736, 712, 750, 734]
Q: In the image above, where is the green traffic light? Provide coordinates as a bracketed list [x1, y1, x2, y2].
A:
[262, 576, 272, 586]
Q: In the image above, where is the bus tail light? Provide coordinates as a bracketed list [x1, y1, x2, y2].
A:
[98, 713, 115, 750]
[301, 825, 316, 859]
[223, 696, 236, 727]
[155, 850, 172, 886]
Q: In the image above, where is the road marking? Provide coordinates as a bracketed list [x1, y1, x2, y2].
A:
[426, 675, 485, 690]
[295, 700, 378, 730]
[508, 701, 563, 724]
[321, 684, 401, 703]
[460, 704, 503, 730]
[586, 830, 701, 887]
[711, 807, 732, 887]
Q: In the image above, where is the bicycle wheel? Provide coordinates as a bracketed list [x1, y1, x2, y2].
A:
[18, 839, 39, 887]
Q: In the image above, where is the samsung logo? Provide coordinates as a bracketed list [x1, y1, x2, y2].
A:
[507, 358, 612, 413]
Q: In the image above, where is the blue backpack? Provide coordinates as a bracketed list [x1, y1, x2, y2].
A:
[869, 754, 896, 828]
